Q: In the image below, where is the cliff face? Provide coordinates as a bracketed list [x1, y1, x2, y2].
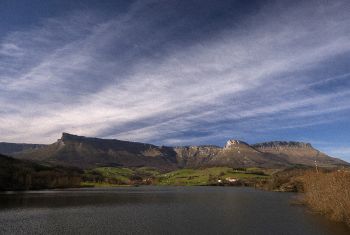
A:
[175, 139, 290, 168]
[253, 141, 313, 149]
[12, 133, 349, 169]
[174, 145, 222, 168]
[253, 141, 348, 167]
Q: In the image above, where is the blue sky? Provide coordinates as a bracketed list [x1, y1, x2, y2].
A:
[0, 0, 350, 161]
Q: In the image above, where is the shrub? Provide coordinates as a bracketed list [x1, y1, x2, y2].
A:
[301, 171, 350, 226]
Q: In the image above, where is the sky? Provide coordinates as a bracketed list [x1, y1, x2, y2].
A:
[0, 0, 350, 161]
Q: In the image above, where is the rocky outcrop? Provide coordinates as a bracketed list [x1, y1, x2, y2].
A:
[224, 140, 250, 149]
[175, 145, 222, 168]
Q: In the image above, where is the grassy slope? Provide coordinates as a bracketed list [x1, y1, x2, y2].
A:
[94, 167, 134, 182]
[158, 167, 268, 185]
[0, 154, 82, 190]
[83, 166, 269, 186]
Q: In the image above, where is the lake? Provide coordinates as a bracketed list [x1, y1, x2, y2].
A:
[0, 186, 348, 235]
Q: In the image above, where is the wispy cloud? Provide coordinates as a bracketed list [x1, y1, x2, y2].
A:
[0, 0, 349, 160]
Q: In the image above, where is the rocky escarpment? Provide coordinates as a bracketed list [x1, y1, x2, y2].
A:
[15, 133, 178, 170]
[253, 141, 312, 149]
[12, 133, 349, 169]
[175, 145, 222, 168]
[175, 139, 290, 168]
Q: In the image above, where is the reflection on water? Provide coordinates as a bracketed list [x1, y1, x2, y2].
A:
[0, 186, 348, 235]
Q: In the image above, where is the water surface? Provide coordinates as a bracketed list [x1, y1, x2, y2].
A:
[0, 186, 348, 235]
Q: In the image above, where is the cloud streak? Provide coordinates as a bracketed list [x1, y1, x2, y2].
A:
[0, 0, 350, 160]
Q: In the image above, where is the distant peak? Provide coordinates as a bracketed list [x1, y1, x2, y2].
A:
[224, 139, 249, 149]
[60, 133, 86, 141]
[62, 132, 73, 137]
[253, 141, 313, 149]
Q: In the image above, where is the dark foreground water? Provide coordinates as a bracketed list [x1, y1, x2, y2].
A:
[0, 187, 348, 235]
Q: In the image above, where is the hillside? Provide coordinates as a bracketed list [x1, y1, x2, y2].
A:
[0, 142, 46, 155]
[12, 133, 348, 169]
[0, 154, 81, 190]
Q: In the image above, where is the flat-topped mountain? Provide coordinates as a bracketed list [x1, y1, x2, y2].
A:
[15, 133, 178, 169]
[253, 141, 313, 149]
[10, 133, 349, 169]
[253, 141, 346, 167]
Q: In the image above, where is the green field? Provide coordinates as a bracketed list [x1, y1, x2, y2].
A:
[83, 166, 269, 186]
[158, 167, 268, 186]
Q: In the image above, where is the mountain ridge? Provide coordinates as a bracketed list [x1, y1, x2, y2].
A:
[3, 133, 348, 169]
[0, 142, 46, 155]
[253, 141, 313, 149]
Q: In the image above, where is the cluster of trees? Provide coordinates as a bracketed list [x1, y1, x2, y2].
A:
[260, 166, 311, 192]
[0, 154, 82, 190]
[82, 170, 152, 185]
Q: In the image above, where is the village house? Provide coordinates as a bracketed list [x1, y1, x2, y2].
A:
[225, 177, 238, 183]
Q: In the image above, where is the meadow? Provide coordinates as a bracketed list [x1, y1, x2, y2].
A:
[82, 166, 270, 186]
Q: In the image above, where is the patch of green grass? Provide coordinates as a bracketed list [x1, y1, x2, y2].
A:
[158, 168, 209, 185]
[89, 167, 135, 183]
[157, 167, 269, 186]
[135, 167, 161, 176]
[94, 167, 134, 175]
[82, 166, 271, 186]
